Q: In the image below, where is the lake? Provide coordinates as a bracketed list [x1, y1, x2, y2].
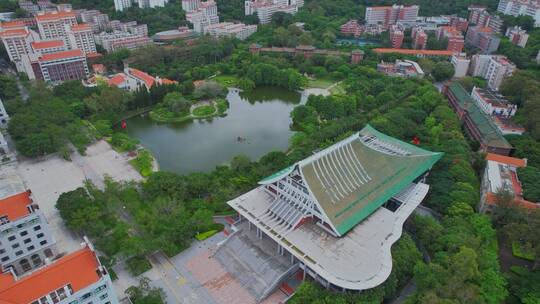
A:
[126, 86, 307, 174]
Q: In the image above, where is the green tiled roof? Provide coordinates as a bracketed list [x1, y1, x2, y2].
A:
[448, 83, 511, 149]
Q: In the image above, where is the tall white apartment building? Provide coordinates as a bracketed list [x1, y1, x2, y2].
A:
[365, 5, 419, 28]
[498, 0, 540, 26]
[451, 53, 471, 78]
[35, 10, 77, 41]
[245, 0, 304, 24]
[0, 239, 119, 304]
[0, 190, 56, 276]
[138, 0, 169, 8]
[470, 55, 516, 90]
[505, 25, 529, 47]
[67, 23, 97, 55]
[204, 22, 257, 40]
[0, 28, 35, 62]
[186, 0, 219, 32]
[114, 0, 132, 11]
[182, 0, 201, 12]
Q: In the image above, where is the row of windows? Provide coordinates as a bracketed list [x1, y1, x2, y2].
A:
[0, 240, 48, 262]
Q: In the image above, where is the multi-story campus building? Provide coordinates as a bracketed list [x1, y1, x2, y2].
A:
[0, 239, 119, 304]
[0, 27, 36, 62]
[0, 190, 56, 276]
[182, 0, 202, 12]
[340, 20, 363, 37]
[186, 0, 219, 32]
[437, 26, 465, 52]
[35, 10, 77, 42]
[94, 31, 152, 52]
[221, 125, 441, 298]
[67, 24, 97, 55]
[444, 82, 513, 155]
[411, 26, 427, 49]
[245, 0, 304, 24]
[469, 54, 516, 90]
[466, 26, 501, 54]
[204, 22, 257, 40]
[498, 0, 540, 27]
[470, 86, 524, 135]
[505, 25, 529, 47]
[389, 25, 404, 48]
[30, 49, 89, 84]
[480, 153, 538, 213]
[365, 5, 419, 28]
[451, 53, 471, 78]
[468, 6, 490, 26]
[114, 0, 132, 11]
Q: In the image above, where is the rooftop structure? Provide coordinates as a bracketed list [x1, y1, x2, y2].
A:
[245, 0, 304, 24]
[444, 82, 513, 155]
[225, 125, 441, 295]
[138, 0, 169, 9]
[377, 59, 425, 78]
[203, 22, 257, 40]
[505, 25, 529, 47]
[480, 153, 539, 213]
[30, 39, 66, 55]
[109, 67, 177, 91]
[0, 240, 119, 304]
[365, 5, 419, 28]
[498, 0, 540, 27]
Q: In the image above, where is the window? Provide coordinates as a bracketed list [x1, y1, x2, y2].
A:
[7, 235, 15, 241]
[15, 250, 23, 256]
[40, 240, 47, 246]
[19, 259, 31, 272]
[1, 256, 9, 262]
[11, 243, 19, 249]
[20, 230, 28, 236]
[0, 249, 4, 254]
[24, 238, 31, 244]
[37, 233, 44, 238]
[99, 294, 108, 300]
[31, 254, 42, 267]
[33, 225, 41, 231]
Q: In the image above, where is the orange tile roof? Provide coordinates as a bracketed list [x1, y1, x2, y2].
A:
[129, 68, 155, 88]
[373, 48, 456, 56]
[31, 40, 64, 50]
[486, 153, 527, 168]
[39, 49, 83, 61]
[0, 20, 25, 29]
[92, 63, 105, 73]
[0, 29, 29, 38]
[108, 73, 127, 86]
[86, 52, 102, 58]
[0, 191, 32, 222]
[70, 23, 91, 31]
[0, 247, 101, 304]
[160, 78, 177, 85]
[485, 192, 539, 209]
[35, 11, 76, 22]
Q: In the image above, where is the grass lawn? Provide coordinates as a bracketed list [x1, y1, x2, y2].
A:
[307, 78, 335, 89]
[129, 149, 154, 177]
[195, 230, 218, 241]
[329, 82, 346, 95]
[212, 74, 240, 88]
[192, 104, 216, 117]
[512, 242, 535, 261]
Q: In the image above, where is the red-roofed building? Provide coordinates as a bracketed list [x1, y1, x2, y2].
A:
[107, 73, 128, 89]
[0, 239, 118, 304]
[0, 20, 26, 31]
[0, 191, 56, 276]
[437, 26, 465, 53]
[125, 67, 155, 90]
[30, 40, 66, 55]
[92, 63, 106, 75]
[35, 10, 77, 41]
[389, 25, 404, 48]
[31, 49, 89, 84]
[480, 153, 539, 213]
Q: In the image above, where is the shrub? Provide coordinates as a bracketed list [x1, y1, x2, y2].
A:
[126, 255, 152, 276]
